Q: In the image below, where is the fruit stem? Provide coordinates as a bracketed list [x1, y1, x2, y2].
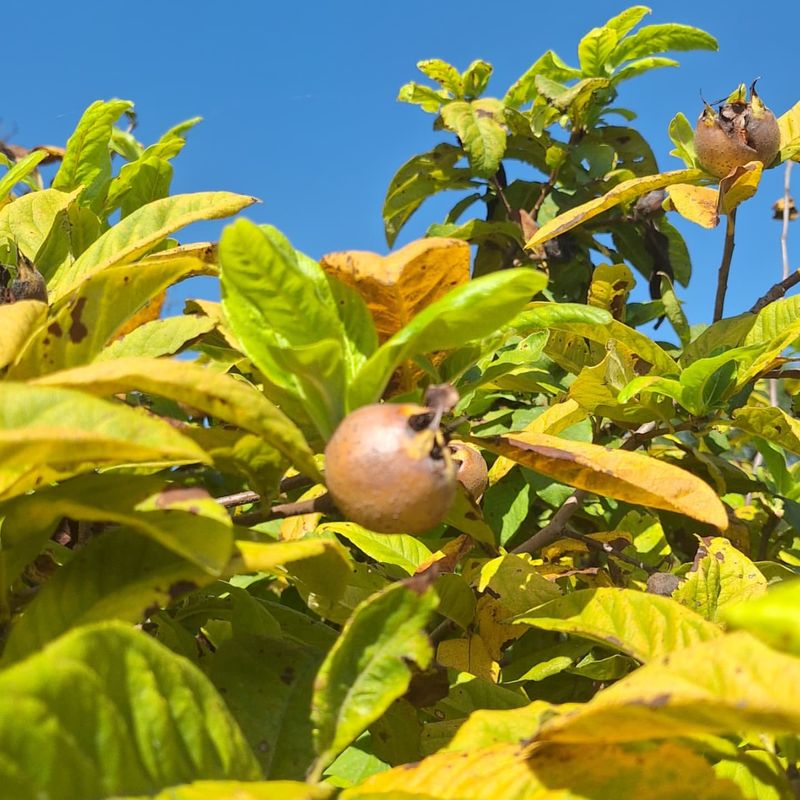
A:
[713, 208, 737, 322]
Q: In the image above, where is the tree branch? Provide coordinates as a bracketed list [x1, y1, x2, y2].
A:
[750, 269, 800, 314]
[216, 474, 314, 510]
[233, 493, 336, 527]
[713, 208, 737, 322]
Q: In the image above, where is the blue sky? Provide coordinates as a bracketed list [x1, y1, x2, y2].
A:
[4, 1, 799, 329]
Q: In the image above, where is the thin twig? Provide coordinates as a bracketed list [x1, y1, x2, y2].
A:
[233, 493, 336, 527]
[713, 208, 737, 322]
[761, 369, 800, 380]
[563, 529, 656, 573]
[750, 270, 800, 313]
[781, 161, 794, 280]
[216, 473, 314, 510]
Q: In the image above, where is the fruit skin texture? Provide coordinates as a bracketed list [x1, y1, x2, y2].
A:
[449, 442, 488, 501]
[694, 84, 781, 178]
[324, 403, 457, 534]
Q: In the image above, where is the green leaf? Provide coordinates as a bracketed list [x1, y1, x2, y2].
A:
[515, 587, 722, 662]
[681, 313, 755, 365]
[9, 256, 213, 378]
[97, 315, 215, 361]
[311, 583, 438, 777]
[49, 191, 257, 301]
[207, 635, 323, 779]
[52, 99, 133, 208]
[321, 522, 433, 575]
[347, 268, 547, 408]
[397, 82, 451, 113]
[714, 750, 795, 800]
[439, 99, 507, 179]
[668, 111, 699, 167]
[510, 302, 612, 331]
[0, 149, 46, 201]
[526, 168, 704, 248]
[504, 51, 582, 109]
[0, 382, 208, 502]
[603, 6, 651, 38]
[426, 219, 523, 246]
[531, 631, 800, 745]
[383, 144, 476, 246]
[722, 578, 800, 655]
[0, 187, 79, 266]
[462, 60, 492, 97]
[0, 473, 233, 593]
[34, 357, 321, 480]
[0, 622, 259, 798]
[220, 219, 347, 438]
[731, 406, 800, 458]
[613, 56, 678, 82]
[2, 529, 216, 664]
[610, 23, 718, 65]
[744, 293, 800, 346]
[578, 27, 618, 77]
[673, 537, 767, 622]
[327, 276, 379, 376]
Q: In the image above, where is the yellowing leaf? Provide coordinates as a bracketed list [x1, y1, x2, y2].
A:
[526, 168, 704, 248]
[487, 399, 587, 485]
[437, 636, 499, 682]
[515, 587, 721, 662]
[0, 382, 208, 501]
[533, 632, 800, 744]
[0, 300, 46, 370]
[666, 183, 719, 228]
[587, 263, 635, 321]
[472, 431, 728, 529]
[32, 357, 320, 480]
[731, 406, 800, 457]
[320, 238, 470, 343]
[49, 192, 256, 300]
[138, 781, 333, 800]
[718, 161, 762, 215]
[673, 537, 767, 621]
[341, 741, 739, 799]
[778, 100, 800, 162]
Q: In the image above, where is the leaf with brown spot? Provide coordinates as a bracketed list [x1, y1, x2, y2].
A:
[666, 183, 719, 228]
[472, 431, 728, 529]
[718, 160, 762, 215]
[320, 238, 470, 344]
[526, 168, 704, 248]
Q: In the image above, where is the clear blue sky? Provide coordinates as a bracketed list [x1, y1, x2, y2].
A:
[5, 0, 799, 328]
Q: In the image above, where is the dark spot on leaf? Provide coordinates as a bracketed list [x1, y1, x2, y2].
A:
[714, 551, 724, 562]
[280, 666, 295, 685]
[142, 603, 160, 619]
[47, 322, 62, 337]
[168, 580, 198, 600]
[465, 511, 479, 521]
[43, 337, 50, 345]
[68, 297, 89, 343]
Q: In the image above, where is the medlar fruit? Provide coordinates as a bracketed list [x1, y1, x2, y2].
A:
[324, 403, 457, 534]
[449, 442, 488, 501]
[694, 82, 781, 178]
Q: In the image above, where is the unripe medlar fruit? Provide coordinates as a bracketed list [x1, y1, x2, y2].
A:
[449, 442, 488, 501]
[324, 403, 457, 534]
[694, 82, 781, 178]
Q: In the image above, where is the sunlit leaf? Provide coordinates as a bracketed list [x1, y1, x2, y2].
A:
[0, 300, 46, 370]
[515, 587, 721, 662]
[472, 431, 728, 529]
[0, 622, 260, 799]
[311, 583, 438, 776]
[666, 183, 719, 228]
[610, 23, 718, 66]
[440, 99, 507, 178]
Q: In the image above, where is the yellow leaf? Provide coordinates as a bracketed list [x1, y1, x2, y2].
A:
[0, 300, 46, 370]
[533, 632, 800, 744]
[666, 183, 719, 228]
[472, 431, 729, 529]
[487, 399, 586, 485]
[320, 237, 470, 343]
[341, 741, 740, 799]
[280, 484, 328, 540]
[587, 263, 635, 321]
[437, 635, 499, 683]
[718, 161, 762, 215]
[526, 168, 704, 248]
[778, 100, 800, 161]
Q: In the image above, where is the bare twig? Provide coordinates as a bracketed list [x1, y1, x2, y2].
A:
[216, 473, 314, 510]
[563, 529, 656, 573]
[713, 208, 738, 322]
[781, 161, 794, 280]
[761, 369, 800, 380]
[233, 493, 336, 527]
[750, 270, 800, 313]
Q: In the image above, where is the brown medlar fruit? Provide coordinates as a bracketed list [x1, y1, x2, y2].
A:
[449, 442, 488, 501]
[324, 403, 457, 534]
[694, 82, 781, 178]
